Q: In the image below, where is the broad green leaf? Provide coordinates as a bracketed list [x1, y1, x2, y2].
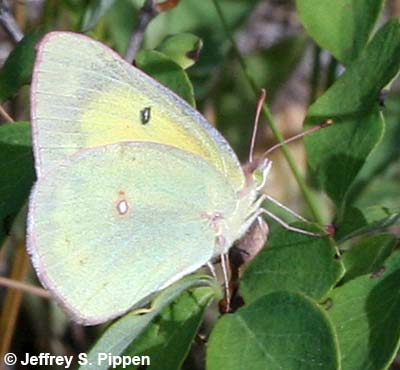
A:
[355, 161, 400, 209]
[240, 225, 344, 305]
[305, 19, 400, 209]
[342, 234, 397, 282]
[327, 251, 400, 370]
[207, 291, 340, 370]
[79, 275, 220, 370]
[136, 49, 195, 106]
[80, 0, 117, 31]
[157, 33, 203, 70]
[117, 288, 213, 370]
[297, 0, 384, 64]
[0, 31, 43, 102]
[307, 110, 383, 209]
[347, 91, 400, 203]
[0, 122, 35, 246]
[335, 205, 400, 243]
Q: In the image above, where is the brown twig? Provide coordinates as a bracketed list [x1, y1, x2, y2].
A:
[125, 0, 180, 63]
[0, 104, 14, 122]
[0, 276, 50, 298]
[0, 0, 23, 43]
[0, 244, 29, 359]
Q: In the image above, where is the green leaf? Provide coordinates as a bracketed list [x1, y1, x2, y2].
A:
[308, 110, 383, 208]
[240, 225, 344, 305]
[342, 234, 397, 282]
[335, 205, 400, 243]
[354, 162, 400, 209]
[297, 0, 384, 64]
[0, 122, 35, 246]
[327, 251, 400, 370]
[79, 275, 220, 370]
[117, 288, 213, 370]
[207, 291, 340, 370]
[80, 0, 117, 32]
[136, 49, 195, 106]
[157, 33, 203, 70]
[347, 91, 400, 203]
[305, 19, 400, 209]
[0, 31, 43, 102]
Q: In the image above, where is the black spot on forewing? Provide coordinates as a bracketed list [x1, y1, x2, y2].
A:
[140, 107, 151, 125]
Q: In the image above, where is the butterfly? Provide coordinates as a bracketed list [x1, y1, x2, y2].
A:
[27, 32, 327, 325]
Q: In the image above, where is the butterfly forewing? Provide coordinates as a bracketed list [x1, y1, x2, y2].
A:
[31, 32, 245, 190]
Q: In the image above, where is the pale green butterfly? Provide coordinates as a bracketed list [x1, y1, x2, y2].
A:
[27, 32, 313, 325]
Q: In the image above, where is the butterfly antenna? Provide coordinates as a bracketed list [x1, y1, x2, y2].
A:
[249, 89, 267, 164]
[261, 119, 333, 159]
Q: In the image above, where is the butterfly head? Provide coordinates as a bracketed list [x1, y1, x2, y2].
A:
[242, 157, 272, 193]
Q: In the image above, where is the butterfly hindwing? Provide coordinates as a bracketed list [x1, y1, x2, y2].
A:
[27, 142, 240, 324]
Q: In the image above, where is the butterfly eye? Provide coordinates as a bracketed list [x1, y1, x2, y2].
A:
[140, 107, 151, 124]
[253, 158, 272, 191]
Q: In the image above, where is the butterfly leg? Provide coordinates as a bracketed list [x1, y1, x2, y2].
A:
[258, 208, 328, 237]
[263, 194, 310, 222]
[202, 211, 233, 310]
[207, 262, 217, 278]
[220, 252, 231, 312]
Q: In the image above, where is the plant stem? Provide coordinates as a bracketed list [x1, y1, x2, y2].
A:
[125, 0, 181, 63]
[125, 0, 158, 63]
[212, 0, 324, 223]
